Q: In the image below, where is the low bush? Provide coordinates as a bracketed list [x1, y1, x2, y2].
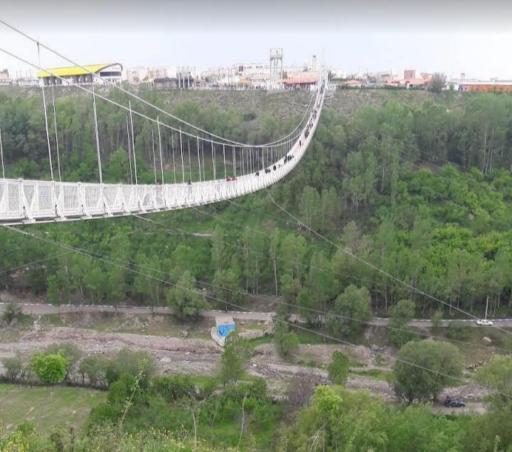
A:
[30, 353, 69, 384]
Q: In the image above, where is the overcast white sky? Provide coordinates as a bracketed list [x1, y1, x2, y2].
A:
[1, 0, 512, 79]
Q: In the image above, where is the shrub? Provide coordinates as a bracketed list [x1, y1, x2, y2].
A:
[446, 321, 472, 341]
[79, 355, 109, 387]
[273, 315, 299, 358]
[105, 348, 155, 387]
[327, 351, 350, 385]
[30, 353, 68, 384]
[2, 302, 22, 325]
[152, 375, 195, 401]
[46, 343, 81, 366]
[2, 353, 24, 382]
[46, 343, 82, 381]
[431, 310, 443, 331]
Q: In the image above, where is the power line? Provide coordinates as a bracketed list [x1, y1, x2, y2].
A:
[132, 213, 512, 355]
[266, 190, 512, 337]
[135, 211, 386, 292]
[5, 223, 506, 399]
[3, 225, 496, 396]
[0, 16, 316, 150]
[0, 251, 72, 277]
[0, 44, 311, 153]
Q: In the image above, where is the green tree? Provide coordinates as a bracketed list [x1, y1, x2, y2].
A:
[299, 186, 321, 230]
[463, 356, 512, 451]
[280, 233, 307, 281]
[327, 285, 372, 339]
[211, 225, 228, 274]
[393, 340, 463, 403]
[212, 268, 244, 310]
[79, 355, 109, 387]
[305, 251, 337, 313]
[269, 228, 281, 295]
[166, 271, 206, 321]
[429, 73, 446, 93]
[284, 385, 386, 451]
[219, 334, 250, 386]
[281, 274, 302, 305]
[319, 187, 341, 233]
[327, 351, 349, 385]
[105, 348, 155, 387]
[273, 315, 299, 358]
[31, 353, 68, 384]
[476, 355, 512, 407]
[388, 299, 417, 347]
[46, 343, 81, 381]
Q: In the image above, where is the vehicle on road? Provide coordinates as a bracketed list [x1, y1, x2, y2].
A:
[444, 397, 465, 408]
[476, 319, 494, 326]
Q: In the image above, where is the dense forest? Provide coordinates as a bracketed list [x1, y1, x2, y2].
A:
[1, 88, 512, 321]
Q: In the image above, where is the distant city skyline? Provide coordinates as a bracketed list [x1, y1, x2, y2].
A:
[1, 1, 511, 80]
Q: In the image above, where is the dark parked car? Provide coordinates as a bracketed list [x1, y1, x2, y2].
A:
[443, 396, 465, 408]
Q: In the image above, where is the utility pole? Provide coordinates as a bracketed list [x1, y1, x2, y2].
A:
[484, 296, 489, 320]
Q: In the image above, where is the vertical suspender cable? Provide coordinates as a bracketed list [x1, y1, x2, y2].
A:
[179, 129, 185, 183]
[241, 147, 245, 175]
[0, 128, 5, 178]
[232, 146, 236, 177]
[201, 138, 205, 180]
[187, 137, 192, 182]
[126, 115, 133, 184]
[128, 100, 137, 184]
[222, 144, 227, 179]
[196, 136, 202, 182]
[156, 116, 164, 184]
[50, 85, 62, 182]
[38, 42, 54, 181]
[171, 131, 177, 183]
[92, 85, 103, 184]
[211, 140, 216, 180]
[151, 128, 157, 184]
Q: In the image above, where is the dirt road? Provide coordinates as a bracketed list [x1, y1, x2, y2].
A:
[2, 301, 512, 327]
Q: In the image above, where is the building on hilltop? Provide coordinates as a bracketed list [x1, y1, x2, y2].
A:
[283, 72, 320, 90]
[457, 81, 512, 93]
[0, 69, 10, 85]
[153, 76, 179, 89]
[37, 63, 123, 86]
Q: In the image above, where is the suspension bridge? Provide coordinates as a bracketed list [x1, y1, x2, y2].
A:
[0, 20, 326, 225]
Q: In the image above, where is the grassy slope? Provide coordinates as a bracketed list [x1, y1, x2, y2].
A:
[0, 383, 106, 433]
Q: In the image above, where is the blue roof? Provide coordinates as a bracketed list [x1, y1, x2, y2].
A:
[217, 323, 236, 338]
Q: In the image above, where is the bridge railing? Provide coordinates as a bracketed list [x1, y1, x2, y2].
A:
[0, 80, 325, 224]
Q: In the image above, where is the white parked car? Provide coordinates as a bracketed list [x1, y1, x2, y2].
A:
[476, 319, 494, 326]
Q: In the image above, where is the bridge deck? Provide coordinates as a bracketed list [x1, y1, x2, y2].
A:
[0, 86, 325, 225]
